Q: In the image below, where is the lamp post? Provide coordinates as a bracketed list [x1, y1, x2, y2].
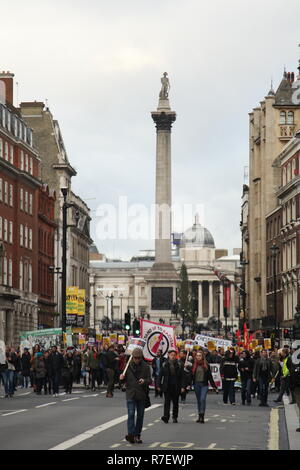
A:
[240, 259, 248, 325]
[270, 243, 280, 348]
[119, 293, 123, 330]
[61, 187, 80, 346]
[181, 309, 186, 339]
[48, 266, 62, 325]
[216, 289, 221, 336]
[93, 293, 97, 339]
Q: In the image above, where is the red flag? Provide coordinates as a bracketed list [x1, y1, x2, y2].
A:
[236, 329, 241, 345]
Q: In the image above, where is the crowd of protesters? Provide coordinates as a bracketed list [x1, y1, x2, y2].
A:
[0, 343, 127, 398]
[1, 341, 300, 443]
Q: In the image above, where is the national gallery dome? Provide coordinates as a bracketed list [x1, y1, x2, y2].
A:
[181, 215, 215, 249]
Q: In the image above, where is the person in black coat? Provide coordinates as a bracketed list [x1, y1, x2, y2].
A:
[21, 348, 31, 388]
[48, 345, 64, 397]
[220, 349, 239, 405]
[238, 350, 254, 405]
[158, 349, 185, 423]
[62, 351, 75, 394]
[151, 349, 166, 397]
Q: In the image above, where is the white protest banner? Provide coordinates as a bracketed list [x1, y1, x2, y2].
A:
[209, 363, 222, 390]
[184, 340, 195, 351]
[125, 337, 146, 356]
[195, 334, 232, 350]
[140, 319, 177, 362]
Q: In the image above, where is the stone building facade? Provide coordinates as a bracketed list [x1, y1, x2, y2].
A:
[89, 219, 241, 334]
[247, 64, 300, 330]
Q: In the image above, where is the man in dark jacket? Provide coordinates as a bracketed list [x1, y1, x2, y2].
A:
[158, 349, 185, 423]
[238, 350, 254, 405]
[220, 349, 239, 405]
[120, 348, 151, 444]
[151, 349, 166, 397]
[21, 348, 31, 388]
[253, 349, 274, 407]
[48, 345, 64, 397]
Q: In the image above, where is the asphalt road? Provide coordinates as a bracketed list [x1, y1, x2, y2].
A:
[0, 386, 289, 451]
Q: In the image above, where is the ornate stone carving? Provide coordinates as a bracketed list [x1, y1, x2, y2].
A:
[152, 111, 176, 131]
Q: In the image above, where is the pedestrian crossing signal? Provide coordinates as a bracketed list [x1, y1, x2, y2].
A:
[125, 311, 131, 331]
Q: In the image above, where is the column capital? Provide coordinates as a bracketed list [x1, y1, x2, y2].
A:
[151, 111, 176, 131]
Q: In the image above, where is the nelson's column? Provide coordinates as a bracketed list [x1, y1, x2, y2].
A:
[148, 73, 179, 321]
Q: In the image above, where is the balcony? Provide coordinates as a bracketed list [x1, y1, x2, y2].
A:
[279, 125, 296, 141]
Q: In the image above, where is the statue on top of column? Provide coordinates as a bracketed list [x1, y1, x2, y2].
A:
[159, 72, 170, 100]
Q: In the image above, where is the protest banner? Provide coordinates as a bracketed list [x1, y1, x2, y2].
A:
[140, 319, 177, 361]
[125, 337, 146, 355]
[118, 335, 125, 344]
[77, 289, 85, 327]
[110, 333, 117, 344]
[195, 334, 232, 350]
[264, 339, 272, 350]
[0, 340, 5, 364]
[66, 287, 78, 327]
[184, 340, 195, 351]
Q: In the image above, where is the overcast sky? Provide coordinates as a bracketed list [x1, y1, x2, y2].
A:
[2, 0, 300, 260]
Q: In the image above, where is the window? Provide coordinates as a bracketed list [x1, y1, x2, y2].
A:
[20, 150, 24, 170]
[25, 191, 28, 212]
[29, 194, 33, 215]
[29, 229, 32, 250]
[3, 257, 7, 285]
[25, 154, 28, 172]
[29, 157, 33, 175]
[0, 178, 2, 201]
[280, 111, 286, 124]
[24, 226, 28, 248]
[20, 224, 23, 246]
[0, 138, 3, 158]
[9, 184, 13, 207]
[287, 111, 294, 125]
[8, 259, 12, 286]
[4, 142, 8, 160]
[3, 219, 7, 241]
[19, 261, 23, 290]
[20, 188, 23, 210]
[9, 221, 13, 244]
[29, 264, 32, 293]
[0, 216, 2, 239]
[4, 181, 8, 204]
[9, 145, 13, 164]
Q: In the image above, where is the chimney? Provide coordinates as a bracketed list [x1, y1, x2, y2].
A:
[0, 71, 14, 106]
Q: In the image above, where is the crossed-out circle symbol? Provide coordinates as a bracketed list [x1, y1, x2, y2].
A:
[147, 331, 170, 358]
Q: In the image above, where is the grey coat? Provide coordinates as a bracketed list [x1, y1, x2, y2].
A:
[124, 360, 151, 401]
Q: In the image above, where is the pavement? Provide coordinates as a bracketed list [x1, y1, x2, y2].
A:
[0, 384, 297, 450]
[283, 395, 300, 450]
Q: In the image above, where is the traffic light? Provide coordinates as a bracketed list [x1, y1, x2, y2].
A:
[283, 329, 290, 340]
[132, 318, 140, 337]
[125, 310, 131, 332]
[293, 325, 300, 340]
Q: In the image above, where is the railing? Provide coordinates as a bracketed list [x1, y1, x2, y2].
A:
[279, 125, 296, 140]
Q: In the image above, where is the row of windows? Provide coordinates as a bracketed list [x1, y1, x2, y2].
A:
[282, 155, 299, 186]
[0, 137, 34, 175]
[20, 225, 33, 250]
[267, 216, 281, 241]
[0, 138, 14, 163]
[280, 111, 295, 125]
[20, 188, 33, 214]
[282, 198, 297, 226]
[0, 178, 13, 206]
[0, 104, 33, 147]
[0, 217, 13, 243]
[1, 257, 13, 286]
[38, 229, 54, 255]
[19, 260, 32, 292]
[38, 262, 54, 298]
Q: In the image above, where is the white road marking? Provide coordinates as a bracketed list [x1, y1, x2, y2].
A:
[110, 444, 121, 448]
[147, 423, 154, 427]
[18, 392, 31, 396]
[59, 393, 66, 396]
[72, 391, 84, 394]
[149, 442, 161, 448]
[189, 413, 196, 417]
[62, 398, 80, 402]
[49, 404, 162, 450]
[83, 394, 98, 398]
[154, 419, 160, 423]
[101, 391, 107, 394]
[2, 409, 27, 416]
[220, 419, 227, 423]
[36, 402, 57, 408]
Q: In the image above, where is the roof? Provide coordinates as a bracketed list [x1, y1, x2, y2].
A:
[182, 216, 215, 249]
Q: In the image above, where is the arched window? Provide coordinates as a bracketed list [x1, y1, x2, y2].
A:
[287, 111, 294, 125]
[280, 111, 286, 124]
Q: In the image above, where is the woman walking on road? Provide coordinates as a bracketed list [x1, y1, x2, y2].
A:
[221, 349, 239, 405]
[192, 350, 218, 423]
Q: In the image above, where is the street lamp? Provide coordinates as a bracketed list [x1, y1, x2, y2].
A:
[216, 289, 221, 336]
[181, 309, 186, 338]
[240, 259, 248, 326]
[119, 293, 123, 330]
[270, 243, 280, 348]
[48, 266, 62, 324]
[93, 292, 97, 339]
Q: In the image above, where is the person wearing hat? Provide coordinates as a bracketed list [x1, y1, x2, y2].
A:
[158, 349, 185, 423]
[120, 348, 151, 444]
